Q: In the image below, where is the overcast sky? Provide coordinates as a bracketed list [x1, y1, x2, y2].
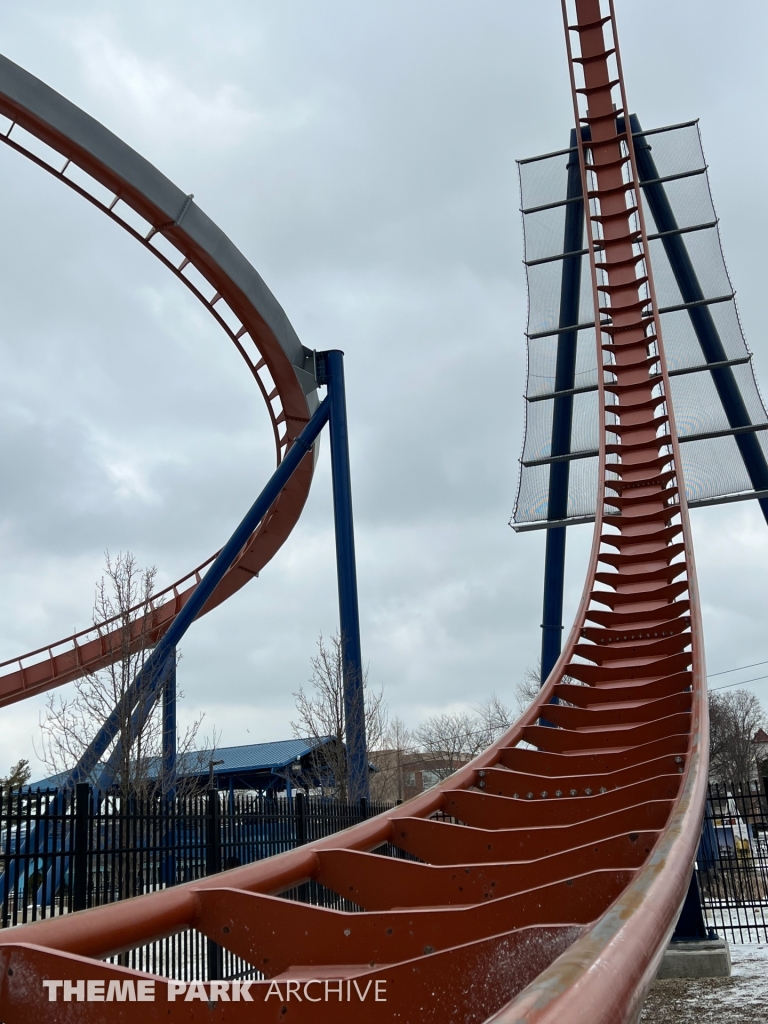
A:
[0, 1, 767, 777]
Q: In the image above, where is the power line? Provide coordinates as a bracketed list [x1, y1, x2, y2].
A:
[708, 659, 768, 675]
[709, 673, 768, 693]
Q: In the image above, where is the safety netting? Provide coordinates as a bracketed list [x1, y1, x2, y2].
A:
[512, 119, 768, 529]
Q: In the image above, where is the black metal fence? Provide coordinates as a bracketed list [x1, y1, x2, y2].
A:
[0, 784, 397, 981]
[696, 779, 768, 942]
[5, 777, 767, 980]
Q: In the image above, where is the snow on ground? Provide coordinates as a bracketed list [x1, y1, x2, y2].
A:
[641, 944, 768, 1023]
[704, 902, 768, 944]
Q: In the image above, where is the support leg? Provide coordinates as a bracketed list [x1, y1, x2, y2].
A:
[538, 129, 584, 687]
[162, 651, 176, 886]
[630, 113, 768, 527]
[66, 395, 331, 793]
[162, 651, 177, 798]
[319, 350, 369, 802]
[541, 526, 566, 682]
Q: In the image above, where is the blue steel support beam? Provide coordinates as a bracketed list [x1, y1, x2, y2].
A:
[673, 872, 710, 939]
[317, 350, 369, 802]
[539, 112, 768, 688]
[161, 655, 177, 887]
[629, 114, 768, 525]
[65, 395, 331, 792]
[162, 650, 177, 798]
[541, 528, 566, 681]
[540, 129, 585, 684]
[94, 655, 175, 793]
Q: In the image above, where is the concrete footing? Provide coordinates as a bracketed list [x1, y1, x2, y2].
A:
[656, 938, 731, 979]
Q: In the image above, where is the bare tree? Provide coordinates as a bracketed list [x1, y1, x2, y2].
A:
[474, 693, 515, 746]
[291, 633, 387, 801]
[709, 689, 766, 783]
[413, 694, 516, 779]
[515, 661, 581, 716]
[369, 716, 415, 802]
[515, 664, 543, 715]
[38, 552, 205, 800]
[414, 711, 486, 773]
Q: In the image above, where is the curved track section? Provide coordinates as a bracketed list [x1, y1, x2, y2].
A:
[0, 54, 319, 708]
[0, 5, 708, 1022]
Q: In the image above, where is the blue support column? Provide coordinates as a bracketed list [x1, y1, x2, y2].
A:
[541, 528, 567, 681]
[67, 394, 331, 794]
[540, 129, 585, 685]
[318, 349, 369, 802]
[161, 649, 176, 886]
[673, 871, 710, 940]
[162, 649, 177, 798]
[629, 114, 768, 525]
[4, 397, 335, 894]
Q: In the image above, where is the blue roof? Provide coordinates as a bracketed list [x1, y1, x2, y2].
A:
[29, 737, 331, 789]
[184, 738, 329, 777]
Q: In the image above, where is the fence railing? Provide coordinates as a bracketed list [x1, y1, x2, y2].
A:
[696, 779, 768, 943]
[5, 777, 766, 979]
[0, 784, 397, 980]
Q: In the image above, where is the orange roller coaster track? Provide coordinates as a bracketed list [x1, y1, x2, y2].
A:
[0, 50, 320, 710]
[0, 1, 707, 1021]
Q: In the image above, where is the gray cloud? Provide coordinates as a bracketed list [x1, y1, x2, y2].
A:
[0, 1, 767, 774]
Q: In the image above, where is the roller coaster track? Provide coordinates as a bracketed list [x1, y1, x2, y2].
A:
[0, 1, 708, 1021]
[0, 52, 319, 710]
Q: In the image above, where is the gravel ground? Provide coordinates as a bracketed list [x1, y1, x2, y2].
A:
[641, 944, 768, 1023]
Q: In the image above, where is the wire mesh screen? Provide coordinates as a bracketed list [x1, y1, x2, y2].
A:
[513, 120, 768, 528]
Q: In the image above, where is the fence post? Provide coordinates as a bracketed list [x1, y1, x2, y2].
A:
[160, 647, 177, 891]
[72, 783, 90, 913]
[162, 795, 176, 888]
[205, 790, 221, 877]
[205, 790, 222, 981]
[295, 791, 307, 846]
[359, 797, 368, 821]
[0, 790, 5, 928]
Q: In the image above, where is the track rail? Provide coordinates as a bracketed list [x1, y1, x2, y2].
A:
[0, 53, 319, 708]
[0, 3, 708, 1022]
